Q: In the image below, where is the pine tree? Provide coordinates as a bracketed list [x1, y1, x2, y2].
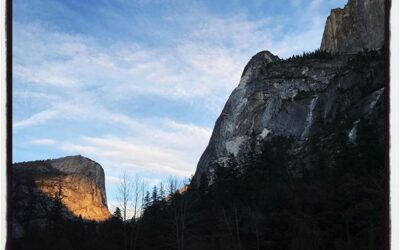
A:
[144, 191, 151, 208]
[151, 186, 158, 203]
[159, 183, 165, 200]
[113, 207, 123, 221]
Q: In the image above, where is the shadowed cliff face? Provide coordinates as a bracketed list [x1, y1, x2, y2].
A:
[12, 156, 111, 238]
[193, 0, 385, 183]
[194, 51, 385, 183]
[320, 0, 385, 54]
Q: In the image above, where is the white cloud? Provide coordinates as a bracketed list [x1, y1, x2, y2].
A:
[60, 119, 212, 178]
[11, 14, 275, 108]
[13, 8, 331, 125]
[105, 175, 122, 185]
[13, 100, 88, 129]
[14, 91, 60, 104]
[14, 63, 78, 87]
[13, 2, 340, 203]
[13, 93, 144, 131]
[29, 138, 57, 145]
[13, 109, 59, 129]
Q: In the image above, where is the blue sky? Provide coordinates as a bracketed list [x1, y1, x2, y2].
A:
[13, 0, 347, 209]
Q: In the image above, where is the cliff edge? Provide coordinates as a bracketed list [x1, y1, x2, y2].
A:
[12, 155, 111, 238]
[320, 0, 385, 54]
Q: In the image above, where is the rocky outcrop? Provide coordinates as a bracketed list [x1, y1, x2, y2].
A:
[50, 155, 108, 208]
[12, 155, 111, 238]
[193, 0, 386, 183]
[320, 0, 385, 54]
[194, 50, 385, 183]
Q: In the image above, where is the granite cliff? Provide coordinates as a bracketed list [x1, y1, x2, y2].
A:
[9, 0, 387, 248]
[12, 155, 111, 238]
[193, 0, 386, 183]
[320, 0, 385, 54]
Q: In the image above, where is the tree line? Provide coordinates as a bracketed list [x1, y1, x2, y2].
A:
[12, 47, 387, 249]
[13, 115, 387, 250]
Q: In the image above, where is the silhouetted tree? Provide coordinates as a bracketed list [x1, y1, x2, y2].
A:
[113, 207, 123, 222]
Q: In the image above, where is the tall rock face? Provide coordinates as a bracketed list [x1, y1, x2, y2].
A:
[12, 155, 111, 238]
[320, 0, 385, 54]
[194, 0, 385, 183]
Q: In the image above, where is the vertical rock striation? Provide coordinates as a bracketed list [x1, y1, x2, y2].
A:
[193, 0, 385, 183]
[12, 155, 111, 238]
[320, 0, 385, 54]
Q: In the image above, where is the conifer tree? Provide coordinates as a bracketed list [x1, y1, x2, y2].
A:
[144, 191, 151, 208]
[113, 207, 123, 221]
[151, 186, 158, 203]
[159, 182, 165, 200]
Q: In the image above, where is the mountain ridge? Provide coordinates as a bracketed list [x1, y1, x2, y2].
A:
[193, 0, 385, 184]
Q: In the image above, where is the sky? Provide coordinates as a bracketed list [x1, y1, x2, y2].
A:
[13, 0, 347, 210]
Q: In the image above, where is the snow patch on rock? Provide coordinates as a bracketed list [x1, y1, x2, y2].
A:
[259, 128, 271, 139]
[368, 88, 384, 110]
[226, 136, 247, 156]
[348, 120, 360, 143]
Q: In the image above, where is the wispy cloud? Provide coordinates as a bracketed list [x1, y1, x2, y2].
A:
[14, 109, 59, 129]
[60, 119, 212, 178]
[13, 98, 98, 129]
[13, 0, 347, 203]
[13, 7, 328, 116]
[29, 138, 57, 145]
